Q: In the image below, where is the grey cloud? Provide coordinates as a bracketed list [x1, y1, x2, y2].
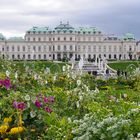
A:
[0, 0, 140, 39]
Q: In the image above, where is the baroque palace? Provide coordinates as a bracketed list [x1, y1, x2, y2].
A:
[0, 22, 140, 61]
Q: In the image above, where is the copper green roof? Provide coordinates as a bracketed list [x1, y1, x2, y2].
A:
[54, 22, 74, 31]
[27, 27, 50, 32]
[8, 37, 24, 41]
[123, 33, 135, 40]
[0, 33, 5, 41]
[76, 27, 101, 33]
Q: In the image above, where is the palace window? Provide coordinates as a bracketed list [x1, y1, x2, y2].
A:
[44, 54, 46, 59]
[58, 37, 60, 41]
[70, 37, 72, 41]
[12, 46, 14, 51]
[33, 46, 36, 51]
[7, 46, 9, 51]
[38, 54, 41, 59]
[49, 46, 51, 51]
[18, 55, 20, 59]
[64, 45, 66, 51]
[64, 37, 66, 41]
[38, 46, 41, 51]
[38, 38, 41, 41]
[33, 54, 36, 59]
[33, 38, 36, 41]
[70, 45, 72, 51]
[23, 46, 25, 51]
[17, 46, 20, 51]
[28, 54, 30, 59]
[58, 45, 60, 51]
[23, 54, 25, 59]
[12, 55, 15, 59]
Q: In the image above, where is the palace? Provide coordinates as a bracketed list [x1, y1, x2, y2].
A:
[0, 22, 140, 61]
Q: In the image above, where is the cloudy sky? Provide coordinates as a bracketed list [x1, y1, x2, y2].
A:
[0, 0, 140, 39]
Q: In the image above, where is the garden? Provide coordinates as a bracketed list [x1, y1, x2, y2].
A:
[0, 59, 140, 140]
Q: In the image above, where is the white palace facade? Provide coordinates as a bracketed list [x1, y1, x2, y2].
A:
[0, 22, 140, 61]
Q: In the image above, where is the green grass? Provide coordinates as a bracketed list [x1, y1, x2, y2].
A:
[108, 61, 140, 71]
[0, 60, 68, 74]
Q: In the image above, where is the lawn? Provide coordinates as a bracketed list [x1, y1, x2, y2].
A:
[108, 61, 140, 71]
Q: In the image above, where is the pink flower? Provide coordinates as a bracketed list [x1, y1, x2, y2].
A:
[13, 101, 26, 110]
[0, 78, 12, 89]
[45, 106, 52, 113]
[48, 96, 55, 103]
[17, 102, 26, 110]
[35, 100, 42, 108]
[44, 97, 49, 103]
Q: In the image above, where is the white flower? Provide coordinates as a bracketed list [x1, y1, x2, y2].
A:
[67, 73, 70, 78]
[15, 72, 18, 79]
[25, 95, 30, 101]
[30, 111, 36, 118]
[76, 101, 80, 108]
[34, 74, 38, 80]
[6, 70, 10, 77]
[94, 87, 99, 93]
[27, 102, 30, 108]
[46, 80, 48, 84]
[53, 76, 56, 81]
[62, 66, 66, 72]
[77, 80, 81, 86]
[137, 133, 140, 138]
[38, 114, 42, 120]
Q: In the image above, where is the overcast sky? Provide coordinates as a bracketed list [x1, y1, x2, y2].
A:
[0, 0, 140, 39]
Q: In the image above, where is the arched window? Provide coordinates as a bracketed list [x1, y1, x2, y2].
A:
[38, 54, 41, 59]
[114, 54, 116, 59]
[44, 54, 46, 59]
[12, 55, 15, 59]
[33, 55, 36, 59]
[18, 54, 20, 59]
[28, 54, 30, 59]
[23, 54, 25, 59]
[109, 54, 111, 59]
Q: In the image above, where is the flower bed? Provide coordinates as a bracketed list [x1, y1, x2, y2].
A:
[0, 59, 140, 139]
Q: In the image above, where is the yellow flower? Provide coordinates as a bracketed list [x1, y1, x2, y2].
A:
[0, 124, 9, 134]
[4, 138, 10, 140]
[4, 117, 12, 123]
[9, 127, 24, 134]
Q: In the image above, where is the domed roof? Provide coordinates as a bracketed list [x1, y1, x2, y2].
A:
[0, 33, 5, 41]
[27, 26, 50, 33]
[76, 27, 101, 33]
[8, 37, 24, 41]
[123, 33, 135, 40]
[54, 22, 74, 31]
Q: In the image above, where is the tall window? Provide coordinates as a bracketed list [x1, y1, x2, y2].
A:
[38, 46, 41, 52]
[17, 46, 20, 51]
[38, 38, 41, 41]
[44, 54, 46, 59]
[70, 37, 72, 41]
[70, 45, 72, 51]
[23, 46, 25, 51]
[12, 55, 15, 59]
[49, 46, 51, 51]
[28, 54, 30, 59]
[12, 46, 14, 51]
[64, 45, 66, 51]
[58, 45, 60, 51]
[64, 37, 66, 41]
[38, 54, 41, 59]
[7, 46, 9, 51]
